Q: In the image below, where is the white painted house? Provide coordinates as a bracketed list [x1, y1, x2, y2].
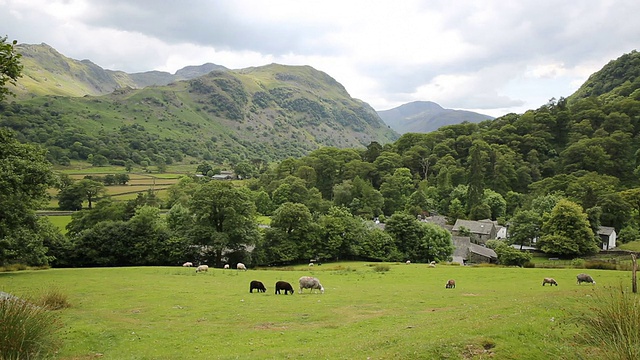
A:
[597, 226, 617, 250]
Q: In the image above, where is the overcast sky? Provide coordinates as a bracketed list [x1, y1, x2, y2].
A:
[2, 0, 639, 117]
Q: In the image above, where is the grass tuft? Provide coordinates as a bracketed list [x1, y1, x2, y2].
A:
[0, 264, 28, 272]
[373, 264, 391, 272]
[37, 287, 71, 310]
[0, 295, 62, 359]
[574, 285, 640, 360]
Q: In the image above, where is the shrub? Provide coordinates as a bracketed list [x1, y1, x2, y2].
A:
[575, 286, 640, 360]
[0, 295, 62, 359]
[373, 264, 390, 272]
[523, 261, 536, 268]
[585, 260, 618, 270]
[572, 258, 586, 268]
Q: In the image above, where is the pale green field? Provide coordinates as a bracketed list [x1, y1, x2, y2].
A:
[47, 215, 72, 234]
[0, 263, 631, 359]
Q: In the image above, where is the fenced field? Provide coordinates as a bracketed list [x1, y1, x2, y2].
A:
[0, 263, 633, 359]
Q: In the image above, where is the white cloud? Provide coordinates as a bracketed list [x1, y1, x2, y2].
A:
[2, 0, 640, 118]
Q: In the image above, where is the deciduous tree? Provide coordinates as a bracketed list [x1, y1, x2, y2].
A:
[0, 36, 22, 102]
[538, 199, 598, 256]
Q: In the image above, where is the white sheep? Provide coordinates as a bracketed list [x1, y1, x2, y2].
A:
[223, 264, 230, 269]
[237, 263, 247, 271]
[195, 265, 209, 273]
[309, 262, 314, 267]
[406, 260, 411, 265]
[429, 261, 436, 268]
[299, 276, 324, 294]
[182, 262, 193, 267]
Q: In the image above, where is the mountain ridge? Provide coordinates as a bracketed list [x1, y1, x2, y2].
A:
[378, 101, 494, 134]
[2, 43, 398, 165]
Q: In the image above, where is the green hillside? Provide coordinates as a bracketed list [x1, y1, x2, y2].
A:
[1, 44, 398, 165]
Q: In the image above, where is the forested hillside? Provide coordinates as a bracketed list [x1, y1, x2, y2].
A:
[1, 46, 398, 165]
[4, 39, 640, 268]
[247, 50, 640, 250]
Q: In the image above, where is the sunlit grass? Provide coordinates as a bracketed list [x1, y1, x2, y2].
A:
[1, 264, 632, 359]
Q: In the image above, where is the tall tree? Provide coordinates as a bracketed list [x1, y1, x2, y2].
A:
[0, 36, 23, 102]
[466, 141, 487, 217]
[188, 181, 259, 266]
[262, 202, 314, 264]
[508, 210, 541, 250]
[538, 199, 599, 256]
[379, 168, 414, 215]
[0, 128, 56, 266]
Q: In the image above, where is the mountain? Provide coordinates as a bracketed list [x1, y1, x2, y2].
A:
[10, 43, 229, 98]
[2, 44, 398, 165]
[377, 101, 494, 134]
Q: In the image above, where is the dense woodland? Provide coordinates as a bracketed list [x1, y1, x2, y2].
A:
[3, 39, 640, 269]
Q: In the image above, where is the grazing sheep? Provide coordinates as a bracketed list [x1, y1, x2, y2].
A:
[405, 260, 411, 265]
[445, 279, 456, 289]
[275, 281, 294, 295]
[299, 276, 324, 294]
[182, 262, 193, 267]
[542, 277, 558, 286]
[577, 273, 596, 285]
[195, 265, 209, 273]
[429, 261, 436, 268]
[223, 264, 230, 269]
[249, 280, 267, 293]
[309, 262, 314, 267]
[237, 263, 247, 271]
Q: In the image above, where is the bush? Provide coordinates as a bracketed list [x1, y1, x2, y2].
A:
[0, 295, 62, 359]
[572, 258, 586, 268]
[575, 286, 640, 360]
[585, 260, 618, 270]
[523, 261, 536, 268]
[373, 264, 390, 272]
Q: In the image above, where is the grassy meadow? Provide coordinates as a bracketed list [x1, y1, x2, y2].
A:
[0, 263, 633, 359]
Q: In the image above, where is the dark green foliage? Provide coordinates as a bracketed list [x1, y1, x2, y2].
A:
[384, 212, 454, 263]
[538, 199, 599, 256]
[0, 128, 56, 266]
[0, 36, 23, 102]
[188, 181, 260, 267]
[487, 240, 532, 266]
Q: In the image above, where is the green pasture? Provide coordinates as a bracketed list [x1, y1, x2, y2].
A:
[0, 263, 632, 359]
[619, 241, 640, 252]
[47, 215, 72, 234]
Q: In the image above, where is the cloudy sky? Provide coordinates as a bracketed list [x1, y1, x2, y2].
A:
[2, 0, 639, 117]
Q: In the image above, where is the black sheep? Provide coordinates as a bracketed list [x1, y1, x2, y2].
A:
[249, 280, 266, 293]
[275, 281, 294, 295]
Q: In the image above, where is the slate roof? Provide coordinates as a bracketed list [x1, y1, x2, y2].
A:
[452, 219, 495, 235]
[598, 226, 616, 236]
[469, 243, 498, 259]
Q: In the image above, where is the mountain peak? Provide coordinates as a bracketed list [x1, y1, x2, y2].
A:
[378, 101, 493, 134]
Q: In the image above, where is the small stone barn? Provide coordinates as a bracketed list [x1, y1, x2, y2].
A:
[452, 236, 498, 265]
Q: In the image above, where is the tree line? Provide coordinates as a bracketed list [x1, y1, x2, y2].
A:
[3, 38, 640, 267]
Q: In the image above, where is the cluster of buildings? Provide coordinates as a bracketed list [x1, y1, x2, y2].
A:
[417, 216, 617, 265]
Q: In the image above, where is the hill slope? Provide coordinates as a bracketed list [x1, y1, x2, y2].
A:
[10, 43, 227, 98]
[378, 101, 494, 134]
[2, 44, 398, 164]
